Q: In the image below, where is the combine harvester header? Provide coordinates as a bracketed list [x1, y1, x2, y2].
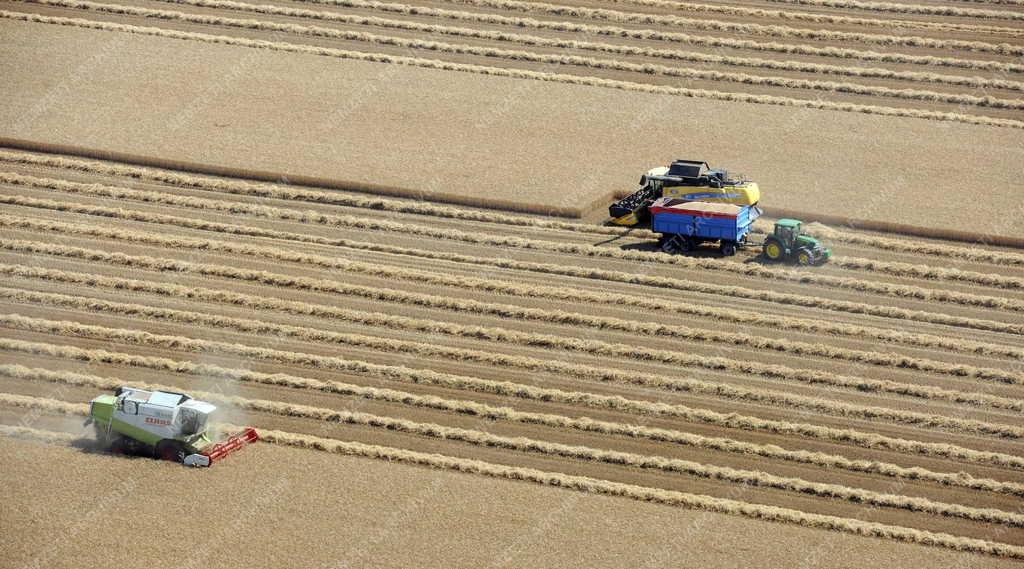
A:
[84, 387, 258, 467]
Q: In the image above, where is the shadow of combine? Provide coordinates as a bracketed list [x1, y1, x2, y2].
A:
[69, 436, 166, 463]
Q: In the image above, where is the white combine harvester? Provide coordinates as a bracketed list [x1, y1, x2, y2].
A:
[83, 387, 258, 467]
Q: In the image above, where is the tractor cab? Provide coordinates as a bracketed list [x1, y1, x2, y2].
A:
[763, 218, 831, 266]
[772, 218, 802, 248]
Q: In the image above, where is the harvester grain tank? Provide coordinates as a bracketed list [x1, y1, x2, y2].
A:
[609, 160, 760, 226]
[83, 387, 258, 467]
[650, 197, 762, 256]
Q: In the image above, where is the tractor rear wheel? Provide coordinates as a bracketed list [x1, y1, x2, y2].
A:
[797, 248, 815, 266]
[763, 238, 784, 261]
[156, 440, 187, 463]
[720, 241, 737, 256]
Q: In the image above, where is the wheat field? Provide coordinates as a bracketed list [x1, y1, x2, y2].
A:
[1, 0, 1023, 234]
[0, 0, 1023, 563]
[0, 143, 1022, 566]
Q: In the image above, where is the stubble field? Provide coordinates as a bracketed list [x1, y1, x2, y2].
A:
[0, 145, 1022, 566]
[1, 0, 1023, 234]
[1, 0, 1023, 564]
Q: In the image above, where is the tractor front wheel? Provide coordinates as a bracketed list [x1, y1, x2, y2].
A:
[155, 440, 187, 463]
[797, 248, 815, 266]
[763, 239, 783, 261]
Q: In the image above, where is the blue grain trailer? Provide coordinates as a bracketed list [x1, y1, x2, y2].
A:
[650, 197, 762, 256]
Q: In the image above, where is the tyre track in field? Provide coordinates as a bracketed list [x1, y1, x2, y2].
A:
[2, 6, 1023, 554]
[755, 0, 1024, 21]
[10, 345, 1023, 510]
[5, 235, 1022, 396]
[4, 11, 1021, 128]
[4, 208, 1022, 365]
[4, 352, 1019, 515]
[537, 0, 1024, 28]
[807, 223, 1024, 268]
[7, 302, 1022, 467]
[430, 0, 1024, 32]
[26, 0, 1024, 107]
[5, 148, 1022, 276]
[8, 171, 1024, 292]
[4, 264, 1023, 417]
[4, 312, 1022, 469]
[137, 0, 1024, 92]
[5, 183, 1022, 320]
[6, 147, 1023, 273]
[9, 248, 1021, 411]
[9, 224, 1024, 397]
[4, 373, 1021, 532]
[6, 283, 1023, 439]
[16, 1, 1024, 120]
[344, 0, 1024, 49]
[2, 417, 1022, 556]
[264, 0, 1024, 72]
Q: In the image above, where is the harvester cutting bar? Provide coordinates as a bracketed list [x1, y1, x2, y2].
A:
[185, 427, 259, 467]
[206, 427, 259, 463]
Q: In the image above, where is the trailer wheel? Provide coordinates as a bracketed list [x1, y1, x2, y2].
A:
[156, 440, 187, 463]
[720, 241, 737, 256]
[678, 237, 695, 253]
[660, 236, 678, 254]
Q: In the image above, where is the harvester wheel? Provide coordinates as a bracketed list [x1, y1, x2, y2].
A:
[108, 436, 129, 456]
[156, 440, 187, 463]
[719, 241, 737, 256]
[763, 239, 783, 261]
[797, 248, 815, 266]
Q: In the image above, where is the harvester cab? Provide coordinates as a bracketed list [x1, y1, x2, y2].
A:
[762, 219, 831, 266]
[84, 387, 258, 467]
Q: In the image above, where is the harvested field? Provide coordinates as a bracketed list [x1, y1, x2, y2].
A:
[2, 0, 1024, 562]
[7, 436, 1024, 569]
[1, 12, 1023, 238]
[1, 144, 1023, 566]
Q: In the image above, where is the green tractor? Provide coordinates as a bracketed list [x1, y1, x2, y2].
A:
[762, 219, 831, 266]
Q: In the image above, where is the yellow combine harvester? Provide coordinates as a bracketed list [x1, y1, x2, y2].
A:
[609, 160, 760, 226]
